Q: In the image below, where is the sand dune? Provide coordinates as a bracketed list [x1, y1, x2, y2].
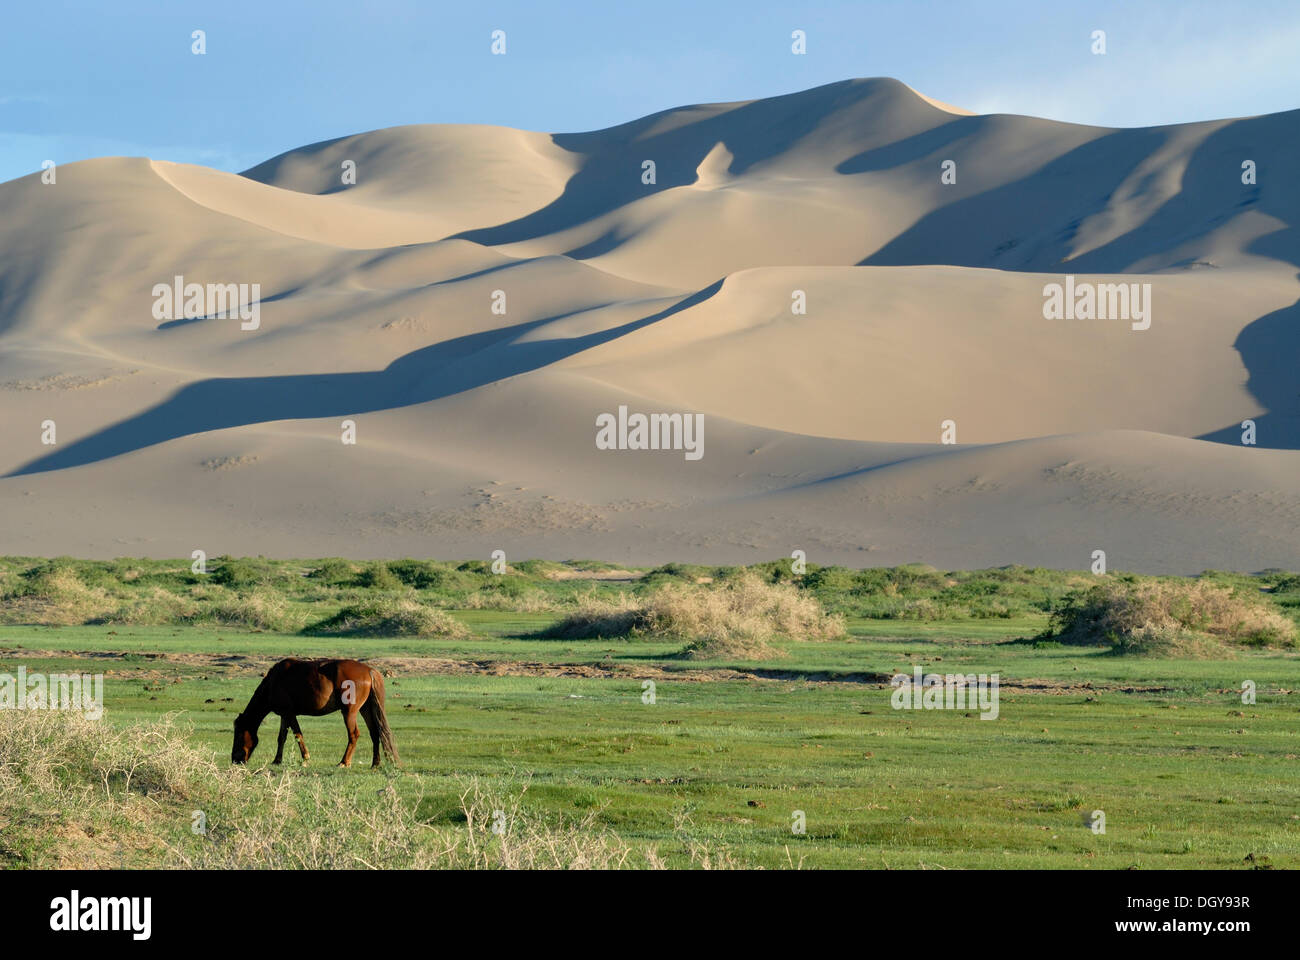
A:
[1, 78, 1297, 571]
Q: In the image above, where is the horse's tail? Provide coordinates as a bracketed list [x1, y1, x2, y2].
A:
[366, 668, 401, 766]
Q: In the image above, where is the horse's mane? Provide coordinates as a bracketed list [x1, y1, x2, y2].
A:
[237, 667, 278, 725]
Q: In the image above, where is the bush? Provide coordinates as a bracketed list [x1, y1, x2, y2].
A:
[804, 566, 856, 594]
[1048, 578, 1295, 654]
[1107, 624, 1231, 658]
[512, 559, 566, 578]
[210, 557, 277, 588]
[186, 588, 304, 632]
[543, 592, 645, 639]
[307, 558, 355, 585]
[477, 576, 527, 598]
[544, 572, 844, 659]
[304, 598, 469, 638]
[462, 584, 557, 612]
[0, 562, 117, 625]
[1268, 573, 1300, 595]
[385, 559, 437, 589]
[637, 563, 708, 591]
[354, 563, 403, 591]
[106, 587, 197, 625]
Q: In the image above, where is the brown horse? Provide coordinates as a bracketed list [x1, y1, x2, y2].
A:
[231, 658, 400, 768]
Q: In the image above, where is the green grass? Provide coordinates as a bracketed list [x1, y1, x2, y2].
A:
[4, 606, 1298, 868]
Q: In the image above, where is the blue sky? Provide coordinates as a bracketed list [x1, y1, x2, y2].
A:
[2, 0, 1298, 184]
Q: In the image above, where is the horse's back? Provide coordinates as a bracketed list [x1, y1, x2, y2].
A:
[264, 657, 375, 715]
[269, 657, 372, 678]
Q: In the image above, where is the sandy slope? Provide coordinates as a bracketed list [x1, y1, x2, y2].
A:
[0, 78, 1297, 571]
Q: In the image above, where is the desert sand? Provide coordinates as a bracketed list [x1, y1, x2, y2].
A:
[1, 77, 1297, 573]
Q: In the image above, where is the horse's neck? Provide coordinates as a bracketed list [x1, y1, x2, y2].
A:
[241, 678, 273, 726]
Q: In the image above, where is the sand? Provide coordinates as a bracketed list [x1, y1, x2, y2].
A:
[1, 77, 1297, 573]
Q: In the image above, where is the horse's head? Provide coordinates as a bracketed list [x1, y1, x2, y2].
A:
[231, 713, 258, 764]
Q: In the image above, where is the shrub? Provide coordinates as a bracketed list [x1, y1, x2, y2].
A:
[543, 592, 645, 639]
[0, 562, 117, 625]
[637, 563, 708, 590]
[210, 557, 277, 588]
[476, 576, 526, 599]
[665, 573, 845, 659]
[804, 566, 856, 594]
[354, 563, 402, 591]
[186, 588, 304, 632]
[307, 558, 356, 585]
[462, 585, 557, 612]
[1107, 624, 1231, 658]
[544, 572, 844, 659]
[1048, 578, 1295, 654]
[106, 587, 197, 625]
[512, 559, 567, 578]
[1268, 573, 1300, 594]
[304, 598, 469, 638]
[385, 559, 438, 589]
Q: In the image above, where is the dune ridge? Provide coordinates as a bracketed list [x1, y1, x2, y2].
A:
[1, 78, 1297, 572]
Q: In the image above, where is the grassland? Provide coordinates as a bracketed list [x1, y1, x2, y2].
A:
[2, 557, 1298, 869]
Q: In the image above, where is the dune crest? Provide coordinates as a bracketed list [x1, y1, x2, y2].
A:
[903, 84, 975, 116]
[1, 78, 1297, 571]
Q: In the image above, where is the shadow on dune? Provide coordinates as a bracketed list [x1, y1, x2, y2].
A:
[835, 117, 977, 175]
[853, 112, 1300, 450]
[453, 79, 952, 249]
[860, 125, 1171, 271]
[1198, 289, 1300, 449]
[6, 282, 724, 476]
[859, 109, 1300, 273]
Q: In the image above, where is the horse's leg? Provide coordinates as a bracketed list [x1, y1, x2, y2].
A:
[361, 699, 382, 768]
[338, 704, 361, 767]
[273, 716, 289, 764]
[289, 716, 309, 762]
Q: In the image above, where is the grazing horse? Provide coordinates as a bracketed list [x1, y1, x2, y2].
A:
[231, 658, 400, 768]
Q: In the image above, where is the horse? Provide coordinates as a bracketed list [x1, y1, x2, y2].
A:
[231, 658, 400, 768]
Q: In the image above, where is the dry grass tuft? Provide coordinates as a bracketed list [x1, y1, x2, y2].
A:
[1050, 578, 1295, 655]
[544, 572, 844, 659]
[0, 564, 117, 625]
[0, 711, 740, 870]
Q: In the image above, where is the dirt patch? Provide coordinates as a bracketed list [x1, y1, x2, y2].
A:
[369, 657, 766, 683]
[991, 677, 1173, 695]
[0, 648, 270, 675]
[749, 669, 891, 684]
[0, 648, 1178, 693]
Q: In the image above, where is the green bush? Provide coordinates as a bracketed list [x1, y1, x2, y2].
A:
[304, 598, 468, 638]
[210, 556, 276, 588]
[355, 563, 403, 590]
[386, 559, 474, 592]
[307, 558, 355, 585]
